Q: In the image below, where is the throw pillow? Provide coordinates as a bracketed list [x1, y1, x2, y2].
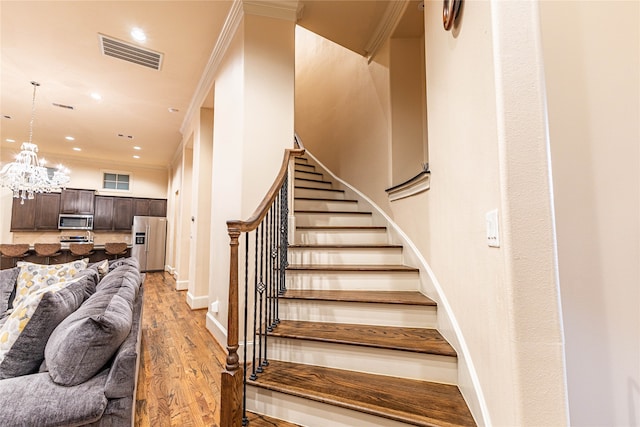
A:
[0, 267, 19, 315]
[45, 291, 133, 386]
[0, 275, 94, 379]
[14, 259, 88, 308]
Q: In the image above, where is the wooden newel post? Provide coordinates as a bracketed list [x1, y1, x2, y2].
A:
[220, 225, 243, 427]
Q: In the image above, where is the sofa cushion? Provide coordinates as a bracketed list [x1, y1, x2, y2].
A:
[45, 285, 134, 386]
[0, 370, 108, 426]
[0, 275, 95, 379]
[14, 258, 88, 308]
[0, 267, 19, 314]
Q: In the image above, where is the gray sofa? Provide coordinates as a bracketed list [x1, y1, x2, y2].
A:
[0, 257, 144, 426]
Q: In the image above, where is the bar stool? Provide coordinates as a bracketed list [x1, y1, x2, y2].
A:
[34, 243, 62, 265]
[0, 244, 30, 268]
[104, 242, 128, 260]
[69, 243, 94, 260]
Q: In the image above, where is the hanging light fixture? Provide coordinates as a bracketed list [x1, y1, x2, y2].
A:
[0, 81, 70, 204]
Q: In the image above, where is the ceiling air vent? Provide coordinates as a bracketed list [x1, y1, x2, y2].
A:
[99, 34, 163, 71]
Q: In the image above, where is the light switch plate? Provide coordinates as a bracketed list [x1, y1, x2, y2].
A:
[486, 209, 500, 248]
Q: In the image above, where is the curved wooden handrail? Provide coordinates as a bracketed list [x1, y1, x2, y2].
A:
[221, 143, 304, 427]
[226, 148, 305, 234]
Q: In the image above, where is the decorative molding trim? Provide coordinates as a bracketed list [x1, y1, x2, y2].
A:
[180, 0, 244, 137]
[386, 171, 430, 202]
[243, 0, 303, 21]
[206, 312, 227, 349]
[364, 0, 410, 62]
[176, 279, 189, 291]
[187, 292, 209, 309]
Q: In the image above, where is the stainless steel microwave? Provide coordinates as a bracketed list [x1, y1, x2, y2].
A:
[58, 214, 94, 230]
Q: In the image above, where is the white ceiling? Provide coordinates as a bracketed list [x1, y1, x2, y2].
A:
[0, 0, 422, 170]
[1, 1, 232, 169]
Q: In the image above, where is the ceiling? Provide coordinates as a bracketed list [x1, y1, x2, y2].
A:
[1, 1, 423, 171]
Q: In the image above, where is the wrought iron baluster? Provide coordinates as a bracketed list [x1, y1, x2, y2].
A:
[256, 223, 266, 374]
[249, 230, 259, 381]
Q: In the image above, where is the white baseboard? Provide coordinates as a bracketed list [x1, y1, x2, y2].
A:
[205, 312, 254, 364]
[186, 292, 208, 310]
[176, 280, 189, 291]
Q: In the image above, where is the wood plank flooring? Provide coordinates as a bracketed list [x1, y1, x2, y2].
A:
[135, 272, 225, 427]
[135, 272, 294, 427]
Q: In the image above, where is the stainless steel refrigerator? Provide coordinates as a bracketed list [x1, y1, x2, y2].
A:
[131, 216, 167, 272]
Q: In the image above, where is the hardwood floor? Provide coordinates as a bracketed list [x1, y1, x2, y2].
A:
[135, 272, 226, 427]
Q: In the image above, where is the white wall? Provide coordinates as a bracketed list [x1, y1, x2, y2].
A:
[540, 1, 640, 425]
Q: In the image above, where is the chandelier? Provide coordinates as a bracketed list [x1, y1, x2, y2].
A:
[0, 81, 70, 204]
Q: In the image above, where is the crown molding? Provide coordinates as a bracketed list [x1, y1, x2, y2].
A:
[179, 0, 303, 145]
[243, 0, 303, 22]
[179, 0, 243, 138]
[364, 0, 410, 62]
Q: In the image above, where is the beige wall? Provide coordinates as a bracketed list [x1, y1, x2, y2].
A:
[295, 26, 393, 213]
[295, 1, 569, 425]
[540, 1, 640, 425]
[204, 9, 296, 345]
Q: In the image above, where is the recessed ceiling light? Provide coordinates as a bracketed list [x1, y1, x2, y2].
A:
[91, 93, 102, 101]
[2, 115, 11, 119]
[131, 27, 146, 42]
[133, 146, 141, 150]
[133, 155, 140, 159]
[168, 107, 179, 113]
[5, 138, 15, 143]
[65, 136, 75, 141]
[73, 147, 81, 151]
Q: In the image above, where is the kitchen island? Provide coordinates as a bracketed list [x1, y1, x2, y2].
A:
[0, 243, 131, 270]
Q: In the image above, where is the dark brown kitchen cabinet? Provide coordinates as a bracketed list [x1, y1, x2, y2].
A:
[10, 192, 60, 231]
[133, 198, 167, 217]
[93, 196, 114, 230]
[93, 196, 136, 231]
[113, 198, 133, 231]
[10, 198, 37, 231]
[35, 193, 61, 229]
[60, 189, 94, 214]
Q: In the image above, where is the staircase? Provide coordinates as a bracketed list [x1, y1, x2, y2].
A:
[245, 156, 476, 427]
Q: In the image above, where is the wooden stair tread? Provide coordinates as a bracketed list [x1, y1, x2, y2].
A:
[294, 169, 322, 175]
[296, 225, 386, 230]
[287, 264, 418, 272]
[294, 177, 332, 184]
[295, 197, 357, 203]
[248, 361, 475, 427]
[246, 411, 302, 427]
[295, 186, 344, 192]
[281, 289, 435, 306]
[289, 243, 402, 249]
[269, 320, 455, 356]
[295, 210, 372, 215]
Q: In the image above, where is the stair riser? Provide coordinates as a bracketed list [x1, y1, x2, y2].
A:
[294, 163, 315, 171]
[295, 229, 388, 245]
[294, 178, 333, 189]
[294, 170, 323, 181]
[295, 199, 359, 212]
[295, 213, 374, 227]
[288, 247, 403, 265]
[265, 338, 457, 384]
[246, 387, 414, 427]
[279, 299, 437, 328]
[286, 271, 420, 291]
[295, 188, 345, 200]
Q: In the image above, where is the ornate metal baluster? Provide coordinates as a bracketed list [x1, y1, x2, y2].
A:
[256, 223, 266, 374]
[249, 230, 259, 381]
